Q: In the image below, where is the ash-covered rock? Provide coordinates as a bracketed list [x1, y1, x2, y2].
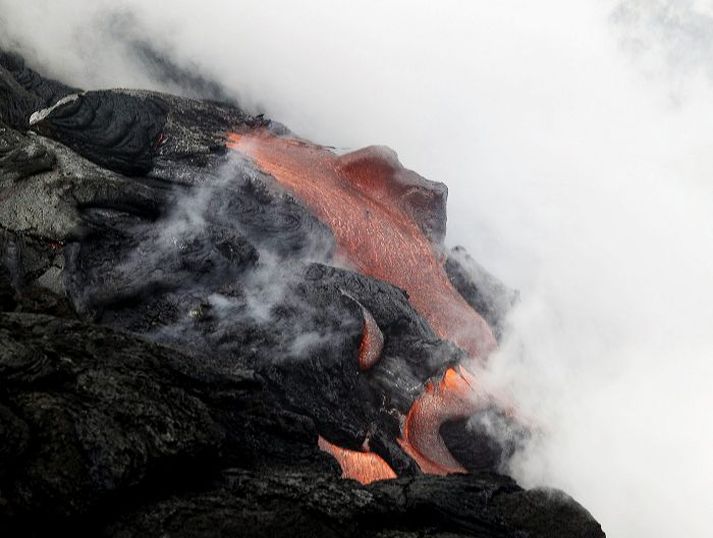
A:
[0, 49, 605, 537]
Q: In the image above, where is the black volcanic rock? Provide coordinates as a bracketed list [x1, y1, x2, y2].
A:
[0, 312, 335, 535]
[0, 49, 605, 537]
[0, 311, 602, 538]
[107, 470, 603, 538]
[0, 312, 603, 538]
[29, 91, 168, 176]
[0, 265, 14, 310]
[445, 246, 519, 341]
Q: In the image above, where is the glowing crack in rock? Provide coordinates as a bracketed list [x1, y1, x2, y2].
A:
[341, 291, 384, 372]
[227, 130, 496, 360]
[357, 303, 384, 372]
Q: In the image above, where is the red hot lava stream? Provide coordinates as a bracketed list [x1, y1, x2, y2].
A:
[318, 436, 397, 484]
[399, 366, 482, 475]
[227, 129, 498, 483]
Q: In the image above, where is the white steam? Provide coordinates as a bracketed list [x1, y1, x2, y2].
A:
[2, 1, 713, 536]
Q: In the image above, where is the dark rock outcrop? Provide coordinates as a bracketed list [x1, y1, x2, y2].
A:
[0, 312, 334, 535]
[29, 91, 168, 176]
[445, 246, 519, 341]
[0, 312, 603, 538]
[108, 470, 603, 538]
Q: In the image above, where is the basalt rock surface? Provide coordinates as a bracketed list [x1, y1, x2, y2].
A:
[0, 49, 604, 537]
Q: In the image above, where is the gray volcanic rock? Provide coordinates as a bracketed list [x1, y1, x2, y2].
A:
[0, 49, 605, 537]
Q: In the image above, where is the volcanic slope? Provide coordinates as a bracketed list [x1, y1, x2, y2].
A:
[0, 50, 603, 537]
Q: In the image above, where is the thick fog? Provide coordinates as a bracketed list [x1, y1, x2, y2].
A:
[2, 1, 712, 536]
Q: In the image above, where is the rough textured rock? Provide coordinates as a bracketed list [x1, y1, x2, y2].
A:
[0, 48, 605, 537]
[107, 471, 603, 538]
[0, 312, 335, 535]
[445, 246, 519, 341]
[0, 265, 15, 309]
[0, 312, 603, 538]
[30, 91, 168, 176]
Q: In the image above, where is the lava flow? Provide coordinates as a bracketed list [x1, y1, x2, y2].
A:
[399, 366, 481, 474]
[318, 436, 397, 485]
[357, 306, 383, 372]
[344, 293, 384, 372]
[227, 129, 499, 483]
[226, 130, 496, 360]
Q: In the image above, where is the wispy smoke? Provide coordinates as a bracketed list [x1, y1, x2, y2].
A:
[2, 1, 712, 536]
[613, 0, 713, 96]
[89, 154, 340, 358]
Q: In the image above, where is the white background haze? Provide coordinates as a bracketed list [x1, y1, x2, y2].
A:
[1, 1, 712, 536]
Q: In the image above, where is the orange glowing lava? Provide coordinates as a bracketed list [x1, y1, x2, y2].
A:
[318, 435, 397, 484]
[226, 130, 496, 360]
[398, 366, 482, 474]
[357, 303, 383, 372]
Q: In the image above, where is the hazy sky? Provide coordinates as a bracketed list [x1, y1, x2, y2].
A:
[2, 2, 712, 536]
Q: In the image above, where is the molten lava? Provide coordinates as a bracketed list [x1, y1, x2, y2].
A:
[317, 435, 397, 484]
[346, 296, 384, 372]
[399, 366, 481, 474]
[226, 130, 496, 359]
[227, 129, 500, 482]
[358, 307, 383, 371]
